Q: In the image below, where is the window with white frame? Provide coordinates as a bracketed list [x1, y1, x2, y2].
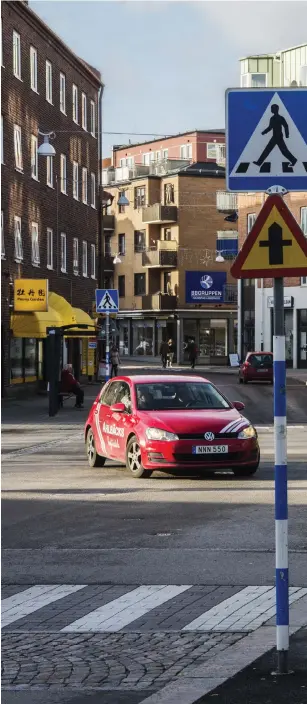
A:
[14, 124, 23, 171]
[251, 73, 267, 88]
[30, 46, 38, 91]
[142, 153, 150, 166]
[301, 277, 307, 286]
[73, 161, 78, 199]
[301, 207, 307, 235]
[60, 72, 66, 113]
[1, 115, 4, 164]
[60, 232, 67, 272]
[72, 84, 78, 123]
[46, 60, 52, 103]
[81, 92, 87, 130]
[14, 216, 23, 261]
[73, 237, 79, 274]
[82, 240, 88, 276]
[91, 243, 96, 279]
[1, 211, 5, 258]
[31, 222, 40, 265]
[90, 172, 96, 208]
[163, 149, 168, 159]
[180, 144, 192, 159]
[247, 213, 256, 233]
[46, 156, 53, 187]
[31, 135, 38, 180]
[47, 228, 53, 269]
[13, 31, 21, 79]
[156, 150, 162, 161]
[207, 143, 217, 159]
[60, 154, 67, 193]
[82, 167, 88, 204]
[90, 100, 95, 136]
[119, 156, 134, 168]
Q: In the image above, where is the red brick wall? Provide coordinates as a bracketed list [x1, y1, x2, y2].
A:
[112, 131, 225, 167]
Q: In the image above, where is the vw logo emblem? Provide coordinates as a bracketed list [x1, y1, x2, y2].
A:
[200, 275, 213, 290]
[204, 432, 215, 441]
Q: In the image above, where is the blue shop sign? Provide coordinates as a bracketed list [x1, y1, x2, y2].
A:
[185, 271, 227, 304]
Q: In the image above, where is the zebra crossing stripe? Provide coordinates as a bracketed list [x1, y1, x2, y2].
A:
[1, 585, 86, 627]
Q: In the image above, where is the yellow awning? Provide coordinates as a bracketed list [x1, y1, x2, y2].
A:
[10, 306, 62, 339]
[48, 292, 76, 326]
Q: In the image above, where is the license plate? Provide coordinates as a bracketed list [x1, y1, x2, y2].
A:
[257, 369, 268, 373]
[192, 445, 228, 454]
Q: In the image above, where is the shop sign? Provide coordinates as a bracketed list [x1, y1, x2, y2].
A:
[14, 279, 48, 312]
[267, 296, 293, 308]
[185, 272, 227, 304]
[88, 339, 97, 349]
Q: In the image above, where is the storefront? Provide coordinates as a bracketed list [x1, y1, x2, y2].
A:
[255, 285, 307, 368]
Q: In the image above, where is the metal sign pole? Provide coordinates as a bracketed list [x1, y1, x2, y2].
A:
[105, 312, 110, 382]
[273, 275, 289, 674]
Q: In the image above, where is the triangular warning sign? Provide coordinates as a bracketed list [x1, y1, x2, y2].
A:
[96, 291, 118, 311]
[231, 195, 307, 279]
[230, 92, 307, 178]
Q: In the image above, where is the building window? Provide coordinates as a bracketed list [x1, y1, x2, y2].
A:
[104, 234, 111, 255]
[156, 150, 162, 162]
[60, 232, 67, 272]
[47, 228, 53, 269]
[14, 125, 23, 171]
[118, 233, 125, 256]
[118, 189, 127, 214]
[163, 149, 168, 159]
[118, 275, 125, 297]
[164, 228, 172, 241]
[46, 60, 52, 103]
[30, 46, 37, 91]
[301, 207, 307, 235]
[301, 277, 307, 286]
[46, 156, 53, 187]
[91, 243, 96, 279]
[142, 153, 150, 166]
[82, 167, 88, 204]
[31, 135, 38, 180]
[13, 31, 21, 79]
[60, 72, 66, 113]
[73, 237, 79, 275]
[247, 213, 256, 233]
[1, 115, 4, 164]
[14, 216, 23, 261]
[73, 161, 78, 199]
[1, 211, 5, 258]
[164, 183, 175, 204]
[120, 157, 134, 168]
[31, 222, 40, 266]
[163, 272, 172, 294]
[251, 73, 267, 88]
[72, 84, 78, 123]
[180, 144, 192, 159]
[207, 143, 217, 159]
[134, 273, 146, 296]
[81, 92, 87, 130]
[60, 154, 67, 193]
[90, 173, 96, 208]
[134, 186, 146, 209]
[82, 240, 88, 276]
[90, 100, 95, 137]
[134, 230, 145, 252]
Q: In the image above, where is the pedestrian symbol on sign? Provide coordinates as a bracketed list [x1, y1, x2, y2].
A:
[253, 104, 297, 170]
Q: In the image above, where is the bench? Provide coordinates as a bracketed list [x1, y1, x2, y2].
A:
[58, 392, 74, 408]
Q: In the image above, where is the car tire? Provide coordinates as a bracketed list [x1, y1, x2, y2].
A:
[86, 428, 106, 468]
[126, 435, 150, 478]
[239, 376, 243, 384]
[232, 464, 259, 477]
[243, 378, 248, 384]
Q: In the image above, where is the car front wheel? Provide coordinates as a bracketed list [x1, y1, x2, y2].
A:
[126, 436, 150, 478]
[86, 428, 106, 468]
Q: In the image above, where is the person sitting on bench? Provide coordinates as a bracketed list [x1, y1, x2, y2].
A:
[60, 364, 84, 408]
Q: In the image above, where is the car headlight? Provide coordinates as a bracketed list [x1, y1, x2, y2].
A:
[146, 427, 179, 442]
[238, 425, 257, 439]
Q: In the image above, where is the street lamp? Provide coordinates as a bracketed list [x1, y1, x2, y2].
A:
[113, 253, 122, 264]
[117, 193, 130, 207]
[37, 130, 56, 157]
[215, 253, 225, 263]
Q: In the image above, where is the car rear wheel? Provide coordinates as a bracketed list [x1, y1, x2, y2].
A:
[239, 376, 243, 384]
[232, 464, 259, 477]
[86, 428, 106, 468]
[126, 436, 150, 478]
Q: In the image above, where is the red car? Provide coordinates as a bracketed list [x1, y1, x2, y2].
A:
[85, 375, 260, 478]
[239, 352, 273, 384]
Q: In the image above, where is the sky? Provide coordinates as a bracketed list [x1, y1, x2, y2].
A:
[30, 1, 307, 156]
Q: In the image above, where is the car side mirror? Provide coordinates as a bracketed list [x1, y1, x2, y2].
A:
[110, 402, 126, 413]
[232, 401, 245, 411]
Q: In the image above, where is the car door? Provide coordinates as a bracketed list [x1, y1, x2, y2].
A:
[107, 381, 134, 461]
[94, 381, 120, 459]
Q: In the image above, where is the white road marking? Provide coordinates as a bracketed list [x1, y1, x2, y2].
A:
[1, 585, 86, 627]
[61, 584, 191, 632]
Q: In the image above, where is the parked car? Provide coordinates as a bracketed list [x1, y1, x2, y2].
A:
[239, 352, 273, 384]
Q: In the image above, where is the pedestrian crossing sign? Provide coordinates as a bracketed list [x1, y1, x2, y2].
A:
[95, 289, 119, 313]
[231, 195, 307, 279]
[226, 88, 307, 192]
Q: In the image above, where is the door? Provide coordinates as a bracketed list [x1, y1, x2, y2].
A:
[94, 381, 120, 459]
[108, 381, 133, 461]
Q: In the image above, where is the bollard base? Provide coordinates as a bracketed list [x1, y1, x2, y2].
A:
[271, 650, 294, 676]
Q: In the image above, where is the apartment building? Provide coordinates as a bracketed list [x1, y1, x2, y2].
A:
[237, 44, 307, 368]
[102, 153, 238, 364]
[112, 130, 226, 169]
[1, 0, 103, 393]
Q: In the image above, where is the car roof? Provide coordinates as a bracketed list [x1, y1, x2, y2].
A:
[108, 375, 209, 384]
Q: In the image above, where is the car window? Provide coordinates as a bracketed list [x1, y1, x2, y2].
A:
[135, 382, 230, 411]
[114, 382, 132, 413]
[249, 354, 273, 367]
[100, 381, 121, 406]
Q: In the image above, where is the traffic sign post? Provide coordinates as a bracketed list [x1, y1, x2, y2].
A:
[230, 193, 307, 674]
[95, 289, 119, 383]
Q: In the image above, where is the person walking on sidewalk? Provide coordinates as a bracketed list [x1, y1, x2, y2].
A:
[160, 340, 169, 369]
[167, 339, 175, 368]
[188, 338, 198, 369]
[60, 364, 84, 408]
[110, 344, 121, 378]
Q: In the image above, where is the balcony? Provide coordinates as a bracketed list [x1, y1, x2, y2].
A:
[223, 284, 238, 305]
[142, 204, 178, 224]
[217, 230, 238, 260]
[142, 294, 177, 311]
[142, 242, 177, 268]
[216, 191, 238, 213]
[103, 214, 115, 231]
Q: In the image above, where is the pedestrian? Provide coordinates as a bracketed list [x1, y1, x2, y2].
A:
[188, 338, 198, 369]
[159, 340, 169, 369]
[110, 344, 120, 378]
[60, 364, 84, 408]
[167, 339, 175, 368]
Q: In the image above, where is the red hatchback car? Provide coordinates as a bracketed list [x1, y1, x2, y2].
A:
[85, 375, 260, 478]
[239, 352, 273, 384]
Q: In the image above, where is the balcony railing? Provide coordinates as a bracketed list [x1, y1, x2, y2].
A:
[142, 204, 178, 224]
[142, 243, 177, 268]
[216, 191, 238, 212]
[223, 284, 238, 305]
[103, 214, 115, 230]
[141, 294, 177, 311]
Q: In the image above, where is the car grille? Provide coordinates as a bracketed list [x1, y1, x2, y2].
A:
[177, 432, 237, 440]
[173, 452, 241, 464]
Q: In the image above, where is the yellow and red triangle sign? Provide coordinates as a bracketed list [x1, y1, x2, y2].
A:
[231, 195, 307, 279]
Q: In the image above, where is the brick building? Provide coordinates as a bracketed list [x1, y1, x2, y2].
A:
[1, 0, 103, 393]
[111, 130, 226, 169]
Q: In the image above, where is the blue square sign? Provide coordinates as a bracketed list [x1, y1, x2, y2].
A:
[95, 289, 119, 313]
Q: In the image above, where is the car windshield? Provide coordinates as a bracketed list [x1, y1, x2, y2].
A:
[135, 382, 231, 411]
[248, 354, 273, 367]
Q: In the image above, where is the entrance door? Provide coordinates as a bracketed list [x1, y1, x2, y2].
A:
[298, 309, 307, 369]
